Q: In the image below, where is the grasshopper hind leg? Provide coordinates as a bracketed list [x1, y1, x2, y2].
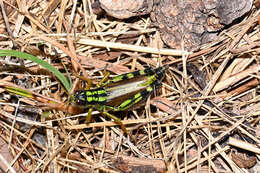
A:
[100, 85, 155, 139]
[102, 111, 128, 134]
[102, 111, 134, 140]
[115, 85, 154, 111]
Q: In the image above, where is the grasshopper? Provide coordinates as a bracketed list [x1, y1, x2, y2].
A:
[74, 65, 168, 135]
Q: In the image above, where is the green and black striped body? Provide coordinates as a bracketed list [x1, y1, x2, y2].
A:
[75, 88, 107, 105]
[75, 65, 168, 112]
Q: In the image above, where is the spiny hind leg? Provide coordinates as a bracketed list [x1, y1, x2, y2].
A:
[115, 86, 154, 111]
[102, 111, 128, 134]
[102, 111, 134, 140]
[104, 86, 154, 140]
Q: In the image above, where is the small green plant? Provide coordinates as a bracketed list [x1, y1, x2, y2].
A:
[0, 49, 71, 92]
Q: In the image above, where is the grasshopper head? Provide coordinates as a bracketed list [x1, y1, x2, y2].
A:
[74, 90, 87, 105]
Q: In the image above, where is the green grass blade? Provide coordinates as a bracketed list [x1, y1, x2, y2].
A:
[62, 61, 72, 91]
[5, 86, 33, 98]
[0, 49, 71, 92]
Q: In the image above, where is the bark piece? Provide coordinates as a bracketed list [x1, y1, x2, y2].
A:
[217, 0, 253, 25]
[151, 0, 253, 51]
[112, 155, 166, 173]
[95, 0, 153, 19]
[231, 152, 257, 169]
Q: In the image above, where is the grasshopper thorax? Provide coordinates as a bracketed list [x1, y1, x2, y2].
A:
[75, 88, 108, 105]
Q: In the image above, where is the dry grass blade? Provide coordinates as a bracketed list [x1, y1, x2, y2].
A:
[77, 38, 190, 56]
[213, 64, 260, 92]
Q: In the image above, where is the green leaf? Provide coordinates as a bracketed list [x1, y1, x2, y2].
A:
[0, 49, 71, 92]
